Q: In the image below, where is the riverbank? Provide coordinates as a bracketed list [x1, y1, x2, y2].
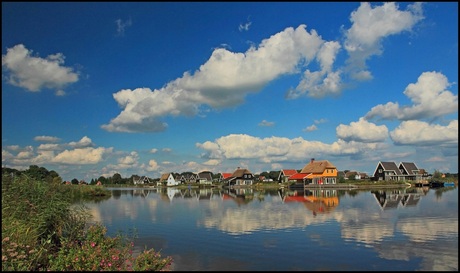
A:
[131, 181, 420, 190]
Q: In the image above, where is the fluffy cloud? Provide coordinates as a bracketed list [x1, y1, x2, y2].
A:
[101, 3, 426, 133]
[303, 124, 318, 132]
[365, 72, 458, 121]
[1, 44, 79, 93]
[146, 159, 160, 171]
[37, 143, 60, 151]
[68, 136, 94, 148]
[336, 117, 389, 142]
[102, 24, 325, 132]
[116, 152, 139, 168]
[390, 120, 458, 146]
[53, 147, 110, 164]
[197, 134, 384, 164]
[344, 2, 424, 80]
[287, 41, 342, 99]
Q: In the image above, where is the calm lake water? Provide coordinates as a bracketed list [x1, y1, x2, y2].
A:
[81, 186, 458, 271]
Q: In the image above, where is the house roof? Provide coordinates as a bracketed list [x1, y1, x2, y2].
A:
[289, 173, 310, 180]
[221, 173, 232, 179]
[281, 169, 298, 176]
[198, 171, 213, 181]
[300, 160, 336, 174]
[378, 161, 402, 175]
[159, 173, 171, 181]
[231, 168, 252, 178]
[399, 162, 419, 175]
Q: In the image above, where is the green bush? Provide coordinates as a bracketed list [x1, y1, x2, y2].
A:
[2, 174, 172, 271]
[47, 224, 172, 271]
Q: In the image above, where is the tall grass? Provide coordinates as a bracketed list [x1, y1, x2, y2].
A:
[2, 173, 172, 271]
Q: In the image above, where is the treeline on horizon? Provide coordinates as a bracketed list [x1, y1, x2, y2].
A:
[2, 165, 458, 186]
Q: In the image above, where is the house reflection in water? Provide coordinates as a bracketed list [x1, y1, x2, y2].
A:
[196, 188, 214, 200]
[221, 188, 254, 206]
[278, 189, 339, 215]
[371, 189, 422, 210]
[133, 189, 150, 198]
[157, 187, 182, 202]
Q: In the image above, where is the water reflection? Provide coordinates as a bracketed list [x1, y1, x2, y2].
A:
[83, 186, 458, 271]
[278, 188, 339, 215]
[371, 187, 431, 210]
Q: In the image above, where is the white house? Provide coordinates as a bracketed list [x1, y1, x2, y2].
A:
[159, 173, 179, 186]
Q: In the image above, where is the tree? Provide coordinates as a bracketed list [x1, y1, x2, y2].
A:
[432, 169, 442, 180]
[52, 176, 62, 186]
[268, 171, 280, 180]
[112, 173, 122, 184]
[71, 178, 79, 185]
[98, 176, 108, 185]
[260, 171, 270, 178]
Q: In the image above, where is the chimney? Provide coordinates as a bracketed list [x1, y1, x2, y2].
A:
[311, 158, 315, 164]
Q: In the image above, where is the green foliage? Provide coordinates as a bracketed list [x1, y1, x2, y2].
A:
[2, 173, 89, 270]
[112, 173, 123, 184]
[2, 169, 172, 271]
[432, 169, 442, 179]
[134, 248, 172, 271]
[47, 224, 172, 271]
[268, 171, 280, 180]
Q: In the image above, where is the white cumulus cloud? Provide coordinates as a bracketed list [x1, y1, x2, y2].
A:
[390, 120, 458, 146]
[53, 147, 109, 164]
[365, 71, 458, 121]
[102, 24, 325, 133]
[2, 44, 79, 93]
[336, 117, 389, 142]
[344, 2, 424, 80]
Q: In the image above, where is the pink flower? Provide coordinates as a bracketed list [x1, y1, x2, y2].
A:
[91, 242, 96, 247]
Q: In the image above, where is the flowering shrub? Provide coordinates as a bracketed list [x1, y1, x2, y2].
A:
[2, 173, 172, 271]
[134, 249, 173, 271]
[2, 237, 37, 271]
[48, 224, 172, 271]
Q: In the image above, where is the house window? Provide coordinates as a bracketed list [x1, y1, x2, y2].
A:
[379, 169, 382, 173]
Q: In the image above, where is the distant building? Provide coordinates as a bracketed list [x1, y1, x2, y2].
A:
[225, 167, 254, 186]
[289, 158, 337, 185]
[159, 173, 179, 186]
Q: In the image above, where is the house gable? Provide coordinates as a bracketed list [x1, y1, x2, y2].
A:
[300, 159, 337, 177]
[299, 159, 337, 184]
[227, 168, 254, 186]
[372, 161, 423, 181]
[399, 162, 419, 175]
[278, 169, 298, 182]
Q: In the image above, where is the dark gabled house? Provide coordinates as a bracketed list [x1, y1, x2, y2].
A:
[225, 167, 254, 186]
[398, 162, 424, 181]
[179, 173, 199, 183]
[175, 174, 183, 183]
[372, 161, 425, 182]
[373, 161, 402, 181]
[198, 171, 213, 185]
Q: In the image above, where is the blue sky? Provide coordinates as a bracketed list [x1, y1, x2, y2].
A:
[2, 2, 458, 182]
